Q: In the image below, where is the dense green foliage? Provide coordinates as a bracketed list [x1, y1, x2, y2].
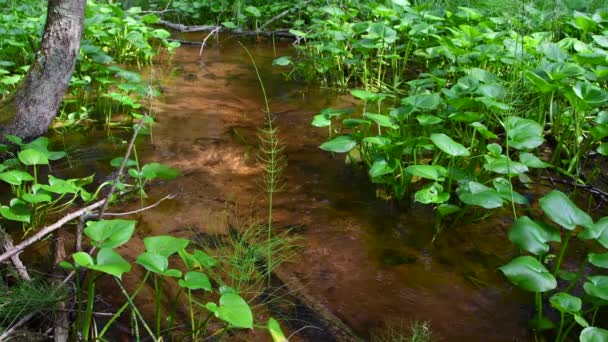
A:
[271, 1, 608, 232]
[0, 0, 178, 126]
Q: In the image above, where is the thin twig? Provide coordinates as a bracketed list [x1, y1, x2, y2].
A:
[97, 114, 148, 219]
[199, 27, 221, 56]
[102, 194, 176, 216]
[0, 199, 105, 264]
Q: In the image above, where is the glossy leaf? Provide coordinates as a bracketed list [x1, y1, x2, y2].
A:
[18, 149, 48, 166]
[213, 293, 253, 329]
[430, 133, 470, 157]
[505, 117, 543, 150]
[583, 276, 608, 301]
[84, 220, 136, 249]
[0, 170, 34, 186]
[580, 327, 608, 342]
[143, 236, 190, 257]
[574, 81, 608, 107]
[589, 253, 608, 269]
[508, 216, 560, 255]
[178, 271, 212, 291]
[404, 165, 447, 180]
[320, 135, 357, 153]
[550, 292, 581, 313]
[539, 190, 593, 230]
[499, 256, 557, 292]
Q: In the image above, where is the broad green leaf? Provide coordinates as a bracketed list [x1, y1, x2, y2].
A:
[403, 93, 441, 110]
[525, 71, 557, 93]
[593, 35, 608, 48]
[268, 318, 287, 342]
[342, 118, 371, 127]
[519, 153, 549, 168]
[73, 252, 94, 267]
[18, 149, 48, 166]
[430, 133, 470, 157]
[580, 327, 608, 342]
[508, 216, 560, 255]
[141, 163, 180, 180]
[21, 192, 52, 204]
[136, 252, 180, 277]
[363, 113, 398, 129]
[93, 248, 132, 278]
[416, 114, 443, 125]
[143, 236, 190, 257]
[459, 190, 504, 209]
[320, 135, 357, 153]
[0, 201, 31, 223]
[84, 220, 136, 249]
[0, 170, 34, 186]
[272, 56, 291, 66]
[539, 190, 593, 230]
[505, 117, 544, 150]
[369, 158, 395, 178]
[550, 292, 581, 313]
[483, 155, 528, 175]
[404, 165, 447, 180]
[414, 183, 449, 204]
[584, 276, 608, 301]
[351, 89, 387, 102]
[580, 217, 608, 248]
[214, 293, 253, 329]
[589, 253, 608, 269]
[539, 42, 569, 62]
[178, 271, 212, 291]
[573, 81, 608, 107]
[499, 256, 557, 292]
[194, 250, 218, 269]
[470, 122, 498, 139]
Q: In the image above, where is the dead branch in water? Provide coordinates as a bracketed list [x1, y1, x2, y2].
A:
[0, 199, 106, 265]
[158, 19, 297, 39]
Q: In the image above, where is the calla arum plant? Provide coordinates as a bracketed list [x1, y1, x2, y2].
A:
[500, 190, 608, 340]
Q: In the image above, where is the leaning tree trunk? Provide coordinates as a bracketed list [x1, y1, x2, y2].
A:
[0, 0, 86, 141]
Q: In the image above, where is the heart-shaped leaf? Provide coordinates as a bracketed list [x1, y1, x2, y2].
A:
[213, 293, 253, 329]
[404, 165, 447, 180]
[550, 292, 582, 313]
[499, 256, 557, 292]
[589, 253, 608, 269]
[580, 327, 608, 342]
[539, 190, 593, 230]
[143, 236, 190, 257]
[505, 117, 544, 150]
[320, 135, 357, 153]
[583, 276, 608, 301]
[84, 220, 136, 249]
[18, 149, 49, 166]
[430, 133, 470, 157]
[508, 216, 560, 255]
[178, 271, 212, 291]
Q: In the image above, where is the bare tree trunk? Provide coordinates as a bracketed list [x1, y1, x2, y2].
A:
[0, 0, 86, 141]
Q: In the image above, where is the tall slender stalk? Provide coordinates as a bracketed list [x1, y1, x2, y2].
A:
[239, 42, 286, 283]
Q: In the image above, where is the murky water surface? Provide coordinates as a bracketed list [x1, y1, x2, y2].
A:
[56, 35, 533, 341]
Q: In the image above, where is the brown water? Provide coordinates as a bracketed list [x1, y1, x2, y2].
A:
[57, 36, 533, 341]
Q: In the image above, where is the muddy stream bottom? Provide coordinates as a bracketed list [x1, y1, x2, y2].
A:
[53, 35, 532, 341]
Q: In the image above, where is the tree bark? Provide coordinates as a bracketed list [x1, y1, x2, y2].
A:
[0, 0, 86, 141]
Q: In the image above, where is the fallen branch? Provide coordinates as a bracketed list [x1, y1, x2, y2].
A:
[103, 194, 176, 216]
[539, 175, 608, 201]
[158, 19, 296, 39]
[0, 199, 105, 265]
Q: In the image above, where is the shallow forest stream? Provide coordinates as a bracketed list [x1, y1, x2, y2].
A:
[52, 34, 535, 341]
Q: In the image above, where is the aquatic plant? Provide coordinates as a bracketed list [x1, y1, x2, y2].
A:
[500, 190, 608, 341]
[60, 219, 288, 340]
